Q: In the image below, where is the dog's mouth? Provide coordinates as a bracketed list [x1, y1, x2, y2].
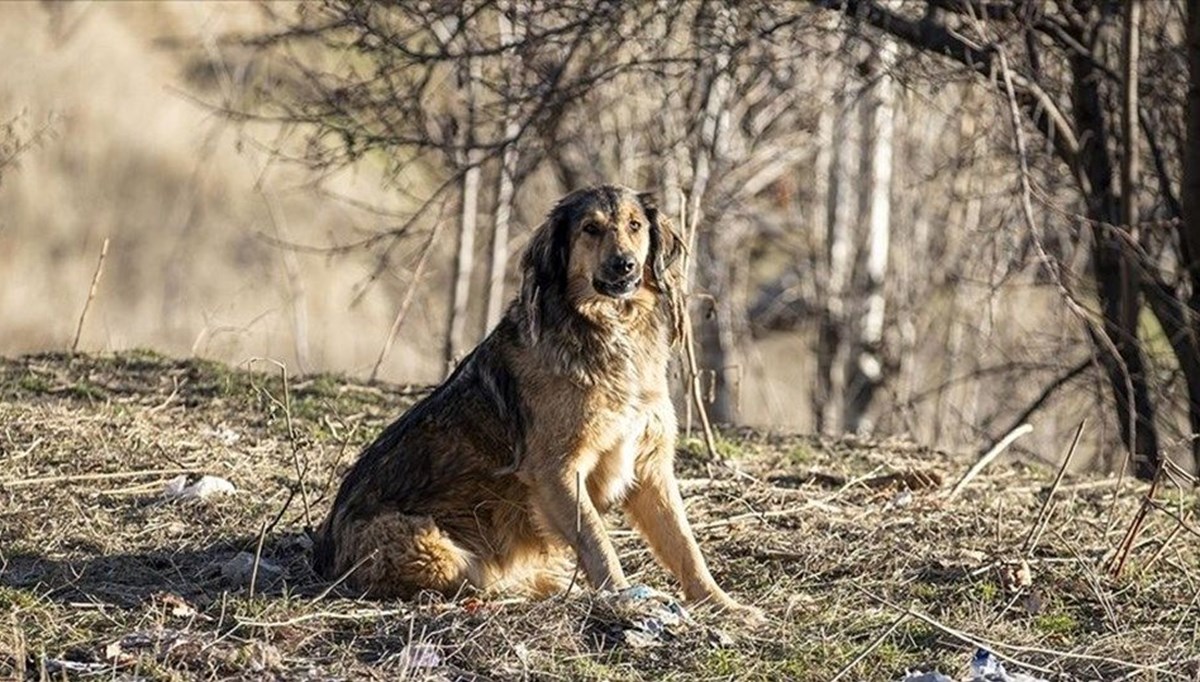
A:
[592, 275, 642, 298]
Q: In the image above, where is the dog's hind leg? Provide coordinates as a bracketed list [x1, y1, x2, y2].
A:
[338, 513, 474, 599]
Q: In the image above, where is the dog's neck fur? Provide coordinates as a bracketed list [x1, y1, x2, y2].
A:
[518, 286, 670, 389]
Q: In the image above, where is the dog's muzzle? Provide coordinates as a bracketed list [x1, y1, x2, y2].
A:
[594, 253, 641, 298]
[593, 274, 642, 298]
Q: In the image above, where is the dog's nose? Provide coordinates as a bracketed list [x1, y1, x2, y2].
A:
[608, 254, 637, 277]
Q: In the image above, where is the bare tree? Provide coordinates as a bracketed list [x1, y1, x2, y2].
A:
[845, 33, 896, 434]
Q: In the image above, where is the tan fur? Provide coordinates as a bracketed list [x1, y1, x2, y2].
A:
[313, 185, 757, 617]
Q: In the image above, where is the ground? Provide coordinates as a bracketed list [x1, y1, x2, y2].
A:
[0, 351, 1197, 681]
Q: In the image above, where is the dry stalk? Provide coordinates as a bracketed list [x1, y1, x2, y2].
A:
[370, 209, 449, 382]
[71, 237, 109, 353]
[945, 423, 1034, 501]
[1106, 463, 1165, 576]
[562, 469, 583, 599]
[0, 467, 197, 488]
[829, 613, 908, 682]
[249, 519, 268, 598]
[309, 548, 380, 605]
[677, 189, 718, 459]
[248, 358, 313, 529]
[862, 588, 1171, 677]
[1021, 420, 1085, 555]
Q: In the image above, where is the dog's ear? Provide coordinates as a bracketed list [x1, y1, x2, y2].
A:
[638, 192, 682, 287]
[519, 206, 570, 344]
[638, 191, 686, 342]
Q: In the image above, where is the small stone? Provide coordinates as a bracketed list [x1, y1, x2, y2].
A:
[220, 551, 282, 587]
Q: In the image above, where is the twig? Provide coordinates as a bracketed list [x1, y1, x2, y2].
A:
[249, 520, 268, 598]
[248, 358, 313, 529]
[369, 203, 449, 382]
[1021, 420, 1085, 555]
[71, 237, 110, 353]
[308, 549, 379, 605]
[677, 189, 718, 459]
[945, 423, 1033, 500]
[562, 469, 583, 599]
[238, 607, 408, 629]
[861, 588, 1173, 677]
[829, 613, 908, 682]
[1145, 500, 1200, 543]
[0, 468, 198, 488]
[1107, 463, 1165, 577]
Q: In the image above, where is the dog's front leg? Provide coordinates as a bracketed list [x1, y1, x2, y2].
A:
[531, 469, 628, 592]
[626, 440, 761, 619]
[624, 456, 731, 606]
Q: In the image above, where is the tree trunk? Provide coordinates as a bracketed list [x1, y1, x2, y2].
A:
[815, 88, 858, 435]
[688, 6, 737, 423]
[1184, 0, 1200, 472]
[484, 6, 521, 334]
[1071, 44, 1160, 478]
[445, 54, 483, 371]
[845, 38, 897, 434]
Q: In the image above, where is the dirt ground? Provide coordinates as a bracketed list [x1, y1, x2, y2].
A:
[1, 351, 1197, 681]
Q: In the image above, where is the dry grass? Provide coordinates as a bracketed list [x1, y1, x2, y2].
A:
[1, 351, 1198, 680]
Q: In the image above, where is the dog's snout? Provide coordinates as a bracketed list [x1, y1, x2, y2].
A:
[608, 253, 637, 277]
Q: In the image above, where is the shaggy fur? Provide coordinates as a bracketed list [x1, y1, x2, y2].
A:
[313, 185, 756, 616]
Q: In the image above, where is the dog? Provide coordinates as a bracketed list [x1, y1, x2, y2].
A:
[313, 185, 757, 617]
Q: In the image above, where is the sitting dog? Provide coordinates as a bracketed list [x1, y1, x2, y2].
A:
[313, 185, 756, 617]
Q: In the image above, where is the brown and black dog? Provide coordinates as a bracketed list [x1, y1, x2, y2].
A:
[313, 185, 757, 617]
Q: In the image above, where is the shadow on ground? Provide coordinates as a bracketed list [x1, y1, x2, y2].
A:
[0, 532, 324, 608]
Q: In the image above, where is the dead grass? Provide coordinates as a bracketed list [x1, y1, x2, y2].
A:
[1, 351, 1198, 680]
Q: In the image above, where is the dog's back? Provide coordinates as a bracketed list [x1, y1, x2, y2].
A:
[313, 322, 529, 587]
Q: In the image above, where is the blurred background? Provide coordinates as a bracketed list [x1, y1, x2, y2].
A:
[2, 1, 1196, 476]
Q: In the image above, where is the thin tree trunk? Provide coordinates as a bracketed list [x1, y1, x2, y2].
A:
[689, 6, 736, 423]
[1071, 46, 1160, 479]
[809, 105, 834, 433]
[1184, 0, 1200, 472]
[845, 38, 896, 434]
[816, 88, 858, 435]
[484, 6, 521, 334]
[445, 54, 483, 371]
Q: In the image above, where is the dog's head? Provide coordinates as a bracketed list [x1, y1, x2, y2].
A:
[520, 185, 682, 342]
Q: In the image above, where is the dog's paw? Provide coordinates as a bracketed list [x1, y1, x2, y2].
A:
[722, 602, 768, 628]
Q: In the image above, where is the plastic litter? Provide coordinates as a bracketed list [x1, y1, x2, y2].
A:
[898, 672, 955, 682]
[970, 649, 1048, 682]
[591, 584, 691, 648]
[895, 649, 1048, 682]
[398, 643, 441, 670]
[163, 474, 235, 500]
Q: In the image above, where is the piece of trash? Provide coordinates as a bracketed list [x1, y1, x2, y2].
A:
[889, 490, 914, 508]
[153, 592, 197, 618]
[707, 627, 736, 648]
[220, 551, 283, 587]
[163, 474, 235, 500]
[971, 649, 1048, 682]
[200, 427, 241, 445]
[44, 659, 111, 674]
[1000, 560, 1033, 591]
[897, 671, 955, 682]
[102, 629, 191, 666]
[590, 585, 691, 648]
[399, 643, 441, 670]
[895, 649, 1048, 682]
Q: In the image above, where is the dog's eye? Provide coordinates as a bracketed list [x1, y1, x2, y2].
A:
[583, 222, 604, 236]
[628, 220, 642, 233]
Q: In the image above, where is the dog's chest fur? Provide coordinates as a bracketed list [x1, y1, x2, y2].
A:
[528, 303, 670, 508]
